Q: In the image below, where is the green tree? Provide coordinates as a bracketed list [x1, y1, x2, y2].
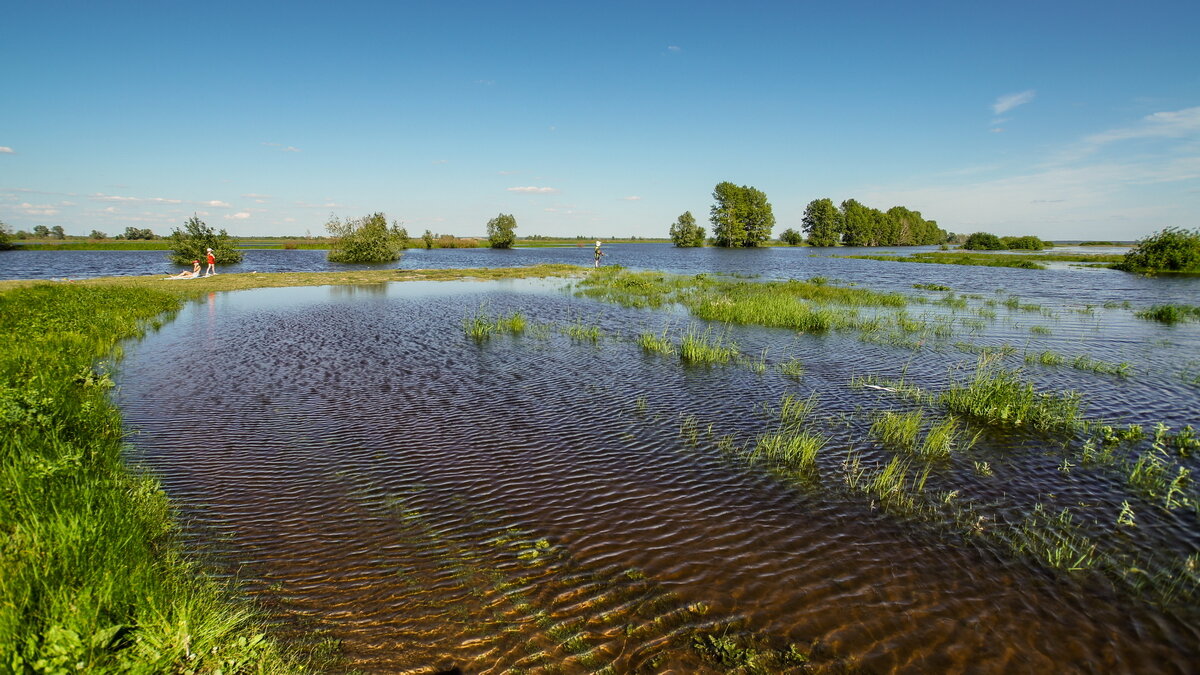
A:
[422, 229, 435, 249]
[0, 220, 13, 250]
[33, 225, 50, 238]
[1116, 227, 1200, 273]
[999, 235, 1046, 250]
[326, 212, 407, 263]
[802, 198, 842, 247]
[710, 182, 774, 247]
[49, 225, 66, 239]
[840, 199, 872, 247]
[168, 216, 243, 265]
[486, 213, 518, 249]
[669, 211, 706, 247]
[779, 228, 803, 245]
[89, 230, 107, 240]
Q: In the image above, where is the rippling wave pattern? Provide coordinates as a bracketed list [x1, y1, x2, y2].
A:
[115, 275, 1199, 673]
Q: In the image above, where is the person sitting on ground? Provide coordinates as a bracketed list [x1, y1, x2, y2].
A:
[167, 260, 202, 279]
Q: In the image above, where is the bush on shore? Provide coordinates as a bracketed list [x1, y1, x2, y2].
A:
[1115, 227, 1200, 274]
[168, 216, 243, 265]
[326, 212, 408, 263]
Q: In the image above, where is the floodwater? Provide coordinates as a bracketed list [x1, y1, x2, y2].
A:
[111, 255, 1200, 673]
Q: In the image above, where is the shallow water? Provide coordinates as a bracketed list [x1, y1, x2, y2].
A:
[113, 260, 1200, 672]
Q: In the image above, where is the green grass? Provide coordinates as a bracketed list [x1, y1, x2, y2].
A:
[679, 325, 739, 365]
[0, 285, 295, 671]
[562, 318, 602, 341]
[1134, 304, 1200, 324]
[870, 410, 975, 460]
[779, 358, 805, 378]
[637, 329, 675, 356]
[938, 359, 1083, 433]
[463, 308, 528, 340]
[1025, 350, 1066, 366]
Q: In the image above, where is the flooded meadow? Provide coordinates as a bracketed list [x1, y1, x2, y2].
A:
[112, 254, 1200, 673]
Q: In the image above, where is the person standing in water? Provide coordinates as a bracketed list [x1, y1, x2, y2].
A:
[593, 240, 606, 268]
[205, 247, 216, 276]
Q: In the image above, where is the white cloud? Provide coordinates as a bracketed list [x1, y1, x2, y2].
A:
[622, 195, 642, 201]
[282, 146, 301, 152]
[432, 159, 449, 165]
[990, 128, 1005, 134]
[200, 200, 231, 207]
[667, 45, 681, 52]
[242, 193, 270, 199]
[507, 186, 559, 194]
[18, 202, 60, 216]
[0, 147, 13, 154]
[992, 90, 1036, 115]
[225, 212, 251, 220]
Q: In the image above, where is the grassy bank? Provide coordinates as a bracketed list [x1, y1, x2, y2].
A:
[0, 264, 586, 670]
[835, 251, 1125, 269]
[0, 284, 296, 671]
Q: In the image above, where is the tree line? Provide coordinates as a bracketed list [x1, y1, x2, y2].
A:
[669, 183, 949, 248]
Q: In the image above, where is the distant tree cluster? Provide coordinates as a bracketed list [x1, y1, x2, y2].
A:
[804, 198, 947, 247]
[326, 212, 407, 263]
[669, 211, 705, 247]
[116, 227, 157, 240]
[962, 232, 1050, 250]
[710, 182, 775, 247]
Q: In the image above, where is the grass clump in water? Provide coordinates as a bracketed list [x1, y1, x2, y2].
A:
[563, 318, 602, 341]
[1134, 304, 1200, 324]
[637, 328, 674, 356]
[463, 307, 526, 340]
[870, 410, 975, 460]
[779, 358, 805, 378]
[679, 325, 738, 365]
[938, 357, 1083, 433]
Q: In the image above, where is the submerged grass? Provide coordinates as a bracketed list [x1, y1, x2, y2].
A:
[1134, 304, 1200, 324]
[0, 284, 295, 671]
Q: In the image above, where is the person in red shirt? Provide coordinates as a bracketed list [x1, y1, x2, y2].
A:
[205, 248, 216, 276]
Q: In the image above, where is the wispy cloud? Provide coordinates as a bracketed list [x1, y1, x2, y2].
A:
[296, 200, 347, 209]
[621, 195, 642, 201]
[262, 142, 301, 152]
[225, 212, 251, 220]
[432, 159, 449, 165]
[667, 45, 681, 52]
[992, 90, 1036, 115]
[0, 147, 14, 154]
[507, 186, 559, 194]
[199, 200, 231, 208]
[1083, 106, 1200, 146]
[89, 193, 182, 204]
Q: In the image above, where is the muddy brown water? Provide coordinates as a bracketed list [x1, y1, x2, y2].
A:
[115, 274, 1199, 673]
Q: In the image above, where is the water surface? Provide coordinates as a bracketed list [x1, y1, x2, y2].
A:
[115, 262, 1199, 673]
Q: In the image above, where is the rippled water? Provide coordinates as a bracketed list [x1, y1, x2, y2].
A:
[113, 260, 1200, 672]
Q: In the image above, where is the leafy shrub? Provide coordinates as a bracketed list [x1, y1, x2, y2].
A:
[779, 227, 804, 245]
[326, 212, 407, 263]
[1000, 235, 1047, 250]
[1115, 227, 1200, 273]
[168, 216, 242, 265]
[963, 232, 1004, 250]
[0, 220, 13, 250]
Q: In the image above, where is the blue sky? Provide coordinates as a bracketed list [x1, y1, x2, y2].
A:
[2, 1, 1197, 240]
